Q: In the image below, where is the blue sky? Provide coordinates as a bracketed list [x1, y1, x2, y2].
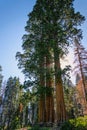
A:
[0, 0, 36, 83]
[0, 0, 87, 84]
[74, 0, 87, 48]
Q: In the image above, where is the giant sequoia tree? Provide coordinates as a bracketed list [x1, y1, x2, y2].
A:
[16, 0, 85, 124]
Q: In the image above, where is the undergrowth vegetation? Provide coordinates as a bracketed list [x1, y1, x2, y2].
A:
[61, 116, 87, 130]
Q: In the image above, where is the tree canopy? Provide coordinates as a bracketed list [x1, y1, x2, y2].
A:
[16, 0, 85, 124]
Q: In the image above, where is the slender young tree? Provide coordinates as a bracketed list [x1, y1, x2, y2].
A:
[74, 37, 87, 100]
[16, 0, 85, 124]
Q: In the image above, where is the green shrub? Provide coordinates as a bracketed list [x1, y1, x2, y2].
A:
[61, 116, 87, 130]
[10, 116, 21, 129]
[60, 121, 74, 130]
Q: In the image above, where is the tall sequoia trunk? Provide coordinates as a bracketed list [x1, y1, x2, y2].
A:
[54, 51, 66, 123]
[38, 58, 45, 122]
[45, 55, 54, 123]
[49, 94, 54, 122]
[38, 98, 45, 122]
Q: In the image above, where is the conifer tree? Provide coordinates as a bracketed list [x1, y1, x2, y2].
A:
[74, 37, 87, 100]
[2, 77, 21, 129]
[16, 0, 85, 124]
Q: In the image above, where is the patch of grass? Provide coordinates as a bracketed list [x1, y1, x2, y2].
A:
[28, 125, 50, 130]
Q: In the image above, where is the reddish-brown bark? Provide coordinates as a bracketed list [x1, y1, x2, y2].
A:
[54, 55, 66, 123]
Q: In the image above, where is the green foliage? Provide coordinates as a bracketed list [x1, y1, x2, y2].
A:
[4, 77, 21, 110]
[61, 116, 87, 130]
[16, 0, 85, 124]
[37, 85, 53, 97]
[20, 89, 31, 106]
[64, 86, 76, 117]
[9, 116, 21, 130]
[16, 0, 85, 88]
[1, 77, 22, 129]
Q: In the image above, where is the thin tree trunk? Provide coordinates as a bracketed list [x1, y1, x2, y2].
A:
[74, 38, 87, 101]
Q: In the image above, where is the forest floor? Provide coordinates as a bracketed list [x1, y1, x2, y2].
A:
[19, 126, 61, 130]
[19, 128, 27, 130]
